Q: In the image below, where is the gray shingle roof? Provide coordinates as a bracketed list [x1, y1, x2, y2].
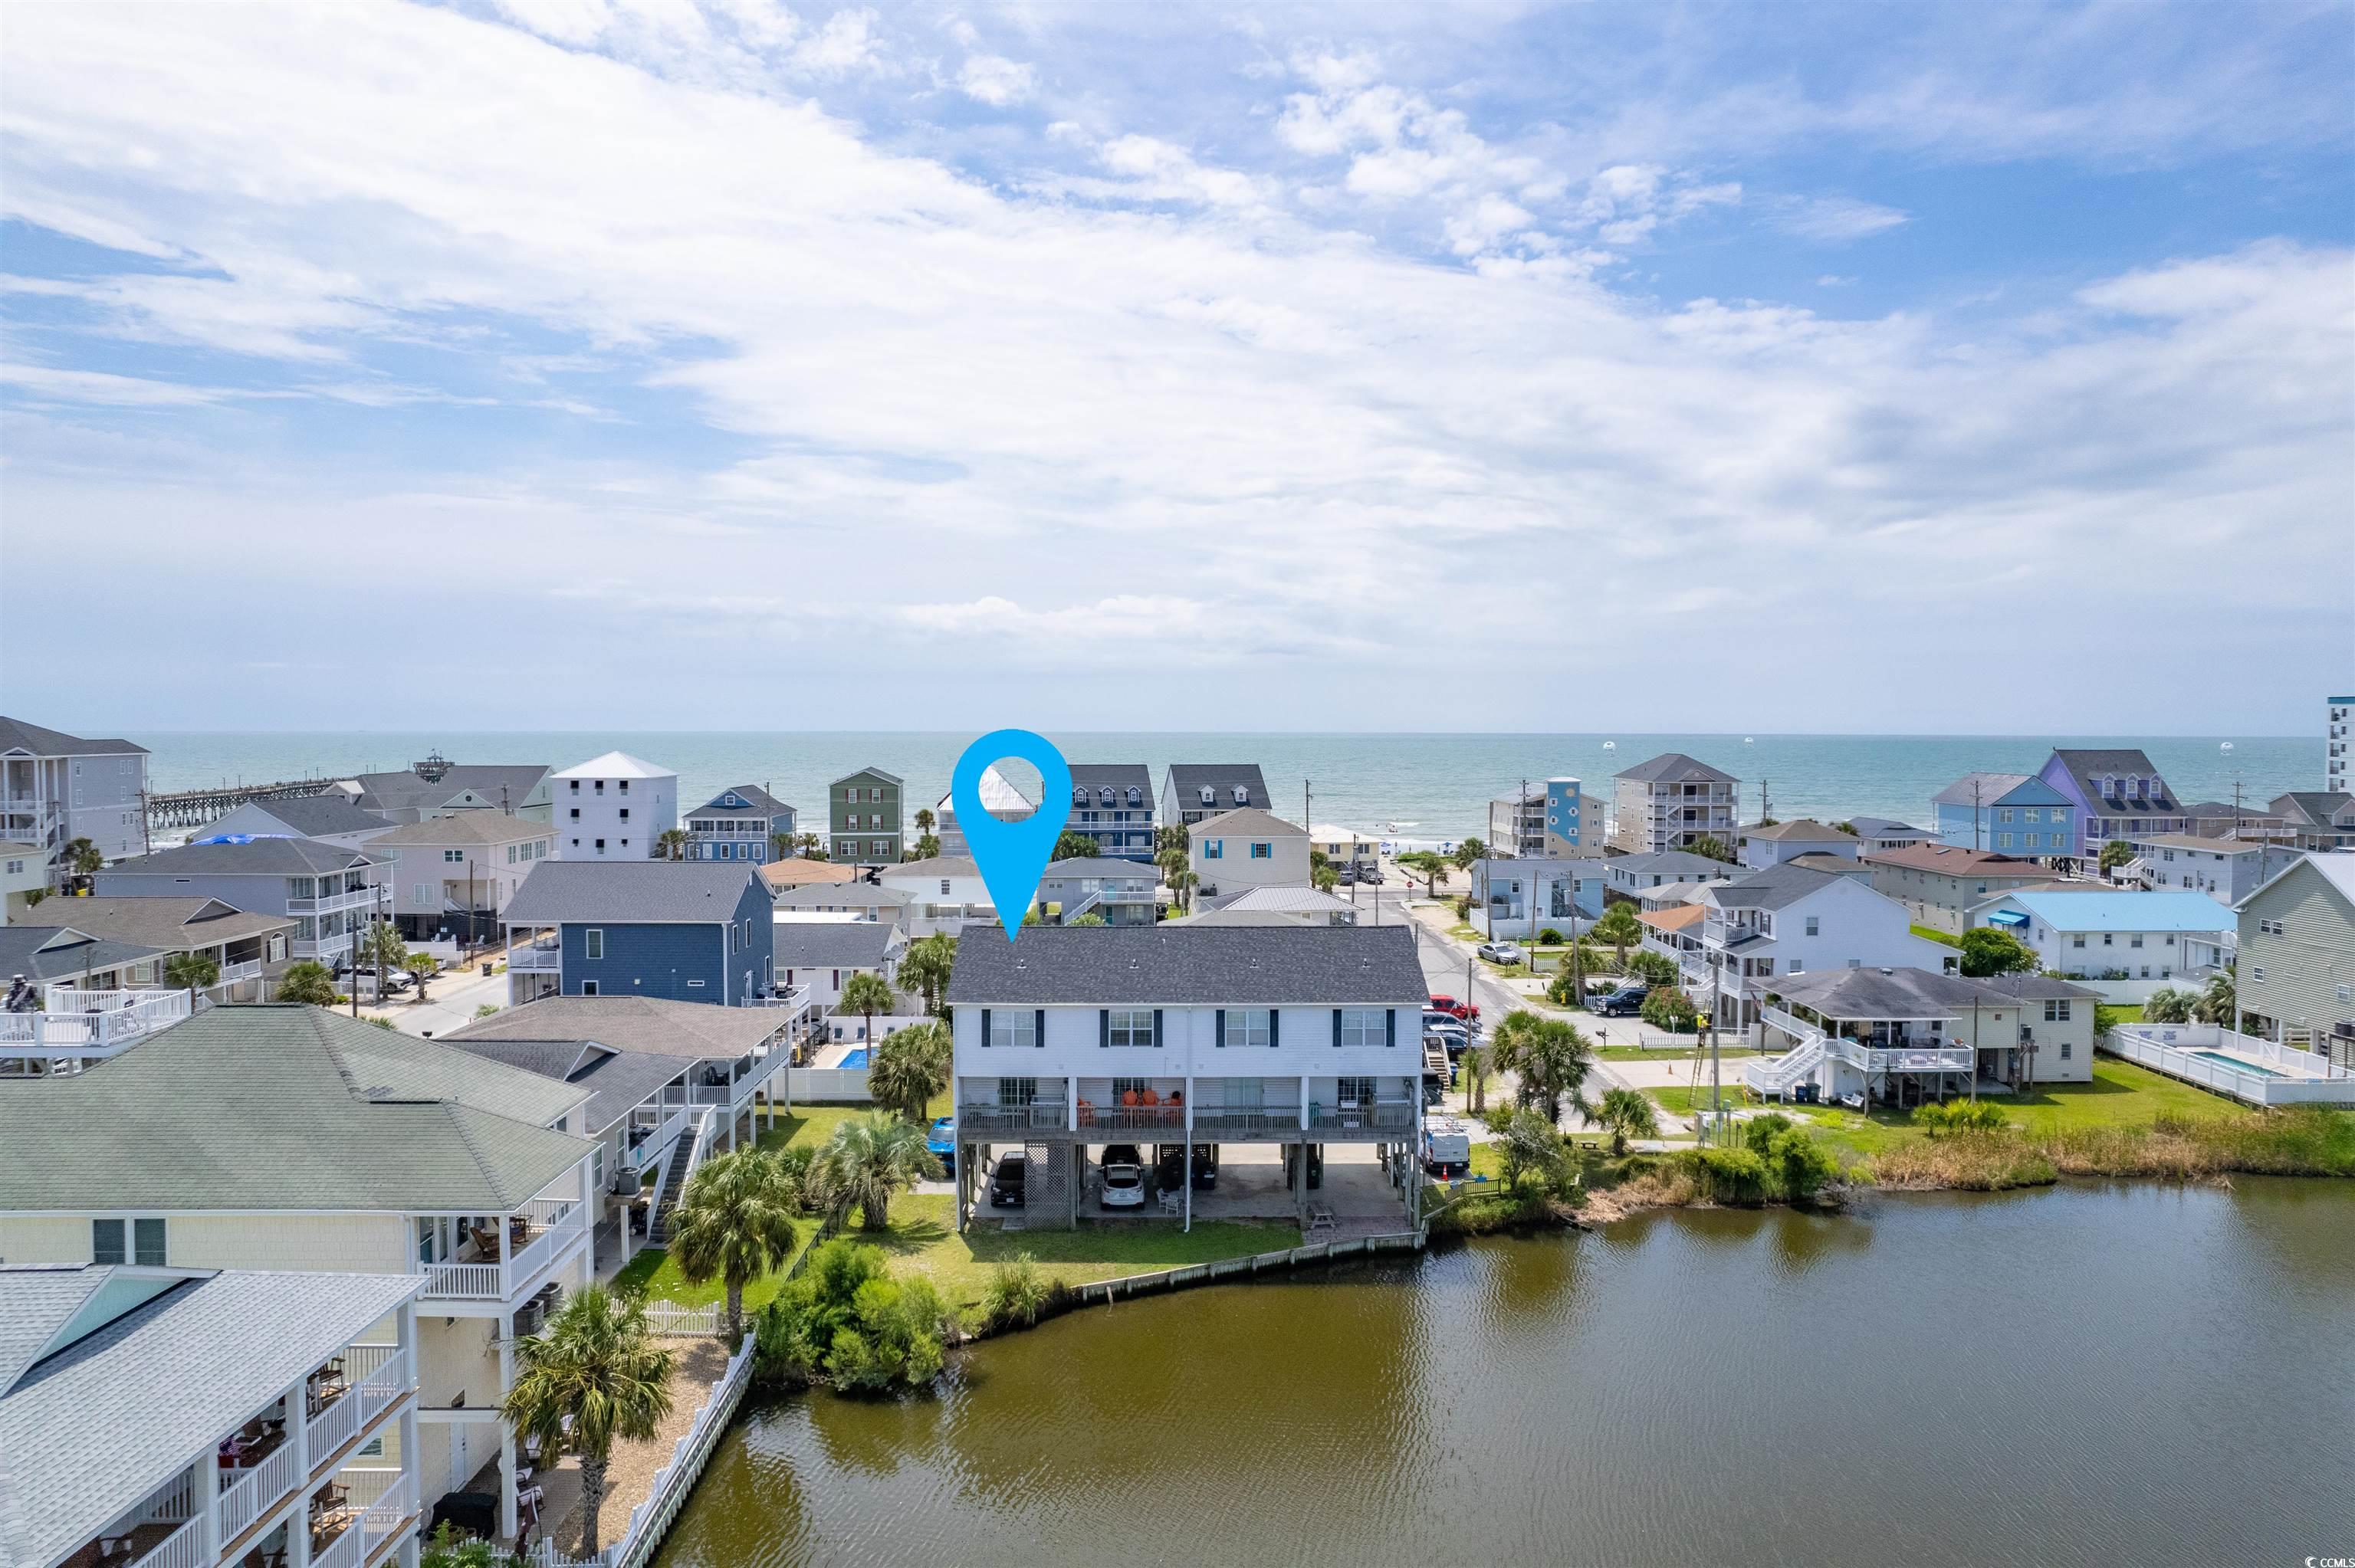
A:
[0, 927, 163, 983]
[1068, 764, 1151, 800]
[1930, 772, 2037, 807]
[691, 784, 791, 816]
[773, 923, 898, 969]
[0, 1267, 421, 1568]
[1608, 850, 1725, 877]
[444, 995, 790, 1059]
[948, 924, 1425, 1005]
[234, 797, 397, 838]
[1742, 819, 1854, 842]
[2050, 749, 2177, 807]
[1164, 764, 1269, 809]
[1614, 751, 1736, 785]
[100, 838, 381, 877]
[5, 897, 292, 953]
[1709, 861, 1842, 911]
[831, 766, 903, 787]
[438, 1040, 700, 1134]
[1845, 817, 1932, 839]
[1861, 845, 2048, 877]
[1042, 858, 1158, 877]
[0, 1006, 592, 1212]
[1187, 806, 1302, 838]
[367, 812, 553, 848]
[884, 856, 980, 878]
[1766, 966, 2091, 1019]
[774, 882, 912, 909]
[0, 717, 148, 757]
[501, 861, 767, 925]
[353, 764, 550, 813]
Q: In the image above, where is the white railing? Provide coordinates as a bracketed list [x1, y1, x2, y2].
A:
[353, 1345, 409, 1431]
[419, 1261, 503, 1301]
[507, 940, 563, 973]
[359, 1468, 418, 1557]
[219, 1438, 302, 1543]
[0, 989, 191, 1054]
[1825, 1035, 1972, 1074]
[307, 1377, 363, 1462]
[1745, 1036, 1825, 1096]
[312, 1512, 367, 1568]
[626, 1104, 693, 1172]
[2106, 1025, 2355, 1107]
[128, 1514, 205, 1568]
[422, 1209, 589, 1302]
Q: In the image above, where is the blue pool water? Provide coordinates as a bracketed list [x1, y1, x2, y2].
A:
[2192, 1050, 2281, 1078]
[838, 1048, 870, 1069]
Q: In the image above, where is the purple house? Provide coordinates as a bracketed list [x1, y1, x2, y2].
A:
[2035, 749, 2189, 862]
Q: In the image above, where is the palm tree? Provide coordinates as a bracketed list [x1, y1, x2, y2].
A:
[403, 952, 438, 1002]
[1516, 1018, 1596, 1126]
[1398, 851, 1447, 897]
[911, 833, 942, 860]
[501, 1287, 675, 1556]
[668, 1150, 801, 1340]
[796, 832, 825, 859]
[896, 933, 956, 1016]
[2191, 968, 2237, 1027]
[809, 1113, 941, 1229]
[770, 831, 794, 861]
[359, 920, 406, 1003]
[838, 971, 895, 1044]
[1591, 904, 1641, 969]
[866, 1020, 951, 1123]
[163, 950, 218, 1007]
[1155, 824, 1188, 861]
[655, 828, 689, 862]
[1450, 837, 1486, 876]
[1459, 1045, 1490, 1114]
[275, 960, 339, 1006]
[1053, 829, 1099, 861]
[1595, 1087, 1660, 1155]
[63, 837, 103, 891]
[1166, 865, 1198, 913]
[913, 808, 936, 836]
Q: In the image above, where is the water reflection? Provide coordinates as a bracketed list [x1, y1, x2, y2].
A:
[656, 1182, 2355, 1568]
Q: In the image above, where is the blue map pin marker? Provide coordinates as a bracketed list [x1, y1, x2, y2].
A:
[951, 730, 1072, 943]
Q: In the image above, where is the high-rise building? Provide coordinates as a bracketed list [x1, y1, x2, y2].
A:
[2328, 694, 2351, 795]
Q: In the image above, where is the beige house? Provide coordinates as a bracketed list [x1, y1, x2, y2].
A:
[0, 894, 292, 1000]
[1187, 807, 1310, 899]
[0, 1005, 599, 1543]
[368, 812, 556, 943]
[1862, 843, 2054, 935]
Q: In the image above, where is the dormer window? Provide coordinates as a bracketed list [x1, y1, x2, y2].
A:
[1126, 786, 1141, 806]
[1232, 785, 1247, 805]
[1072, 786, 1088, 806]
[1099, 786, 1114, 805]
[2100, 776, 2118, 799]
[1199, 786, 1214, 805]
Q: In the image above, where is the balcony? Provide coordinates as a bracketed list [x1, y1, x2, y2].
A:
[507, 937, 562, 973]
[1825, 1035, 1973, 1074]
[625, 1104, 693, 1173]
[284, 888, 374, 915]
[1190, 1105, 1305, 1136]
[959, 1101, 1069, 1133]
[1307, 1102, 1417, 1134]
[0, 989, 192, 1062]
[420, 1201, 590, 1304]
[310, 1468, 416, 1568]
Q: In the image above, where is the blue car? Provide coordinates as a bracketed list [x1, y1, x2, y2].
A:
[927, 1117, 956, 1177]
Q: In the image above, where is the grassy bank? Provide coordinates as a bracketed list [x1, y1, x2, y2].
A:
[1910, 923, 1961, 947]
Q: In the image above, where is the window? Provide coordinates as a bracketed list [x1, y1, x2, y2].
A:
[2102, 933, 2113, 946]
[1336, 1075, 1375, 1108]
[1998, 809, 2013, 824]
[619, 779, 629, 794]
[1788, 958, 1804, 973]
[1336, 1007, 1384, 1048]
[990, 1010, 1037, 1049]
[92, 1217, 166, 1267]
[2072, 934, 2086, 949]
[2023, 809, 2040, 824]
[2044, 999, 2071, 1022]
[595, 838, 606, 853]
[443, 848, 465, 863]
[997, 1076, 1036, 1107]
[570, 779, 581, 792]
[1223, 1008, 1272, 1048]
[585, 928, 604, 959]
[2130, 934, 2144, 948]
[2258, 917, 2284, 936]
[941, 880, 952, 895]
[2251, 966, 2265, 982]
[581, 979, 599, 995]
[1250, 841, 1272, 859]
[594, 780, 605, 794]
[414, 883, 433, 904]
[619, 808, 629, 822]
[1204, 839, 1223, 860]
[1106, 1009, 1154, 1048]
[1997, 833, 2013, 849]
[507, 845, 518, 864]
[2060, 1041, 2072, 1060]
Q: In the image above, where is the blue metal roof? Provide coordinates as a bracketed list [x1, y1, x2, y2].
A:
[2001, 890, 2231, 933]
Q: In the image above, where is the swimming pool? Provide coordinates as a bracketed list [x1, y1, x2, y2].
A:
[2191, 1050, 2281, 1079]
[837, 1048, 870, 1069]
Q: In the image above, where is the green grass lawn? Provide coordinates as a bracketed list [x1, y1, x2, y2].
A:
[1646, 1057, 2263, 1159]
[608, 1215, 823, 1314]
[1910, 923, 1962, 947]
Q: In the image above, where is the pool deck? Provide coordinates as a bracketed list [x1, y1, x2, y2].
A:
[2106, 1025, 2355, 1107]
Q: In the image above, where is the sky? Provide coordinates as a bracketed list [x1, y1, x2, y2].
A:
[2, 0, 2350, 736]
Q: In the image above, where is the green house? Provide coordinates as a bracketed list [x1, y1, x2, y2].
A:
[829, 766, 904, 865]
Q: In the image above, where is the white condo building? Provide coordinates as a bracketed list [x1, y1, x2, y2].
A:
[552, 752, 677, 861]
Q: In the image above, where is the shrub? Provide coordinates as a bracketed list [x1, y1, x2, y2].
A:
[1538, 927, 1565, 946]
[1682, 1145, 1768, 1204]
[1913, 1099, 2009, 1136]
[1739, 1115, 1838, 1200]
[1547, 970, 1584, 1008]
[1496, 1108, 1571, 1195]
[1641, 984, 1697, 1033]
[983, 1252, 1052, 1329]
[421, 1524, 517, 1568]
[1624, 950, 1682, 987]
[474, 1002, 502, 1019]
[826, 1276, 949, 1392]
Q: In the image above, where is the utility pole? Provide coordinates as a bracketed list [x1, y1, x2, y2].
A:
[1974, 776, 1984, 853]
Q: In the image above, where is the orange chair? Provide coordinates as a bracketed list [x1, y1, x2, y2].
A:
[1122, 1089, 1139, 1107]
[1141, 1088, 1160, 1107]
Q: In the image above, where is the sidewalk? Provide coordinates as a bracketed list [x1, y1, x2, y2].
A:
[386, 962, 511, 1036]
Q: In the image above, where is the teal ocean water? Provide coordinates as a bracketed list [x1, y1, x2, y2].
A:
[138, 732, 2316, 845]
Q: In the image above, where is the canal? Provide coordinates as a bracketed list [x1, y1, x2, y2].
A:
[654, 1179, 2354, 1567]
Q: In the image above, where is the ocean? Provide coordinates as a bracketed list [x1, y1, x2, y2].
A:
[136, 731, 2317, 845]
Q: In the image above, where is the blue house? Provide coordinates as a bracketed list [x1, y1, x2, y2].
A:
[685, 784, 796, 864]
[500, 861, 775, 1007]
[2035, 749, 2187, 861]
[1066, 764, 1156, 860]
[1932, 773, 2075, 857]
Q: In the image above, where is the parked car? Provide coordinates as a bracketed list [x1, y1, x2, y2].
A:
[988, 1151, 1026, 1207]
[1598, 985, 1649, 1017]
[1099, 1143, 1146, 1209]
[926, 1117, 956, 1178]
[1359, 867, 1385, 884]
[1335, 866, 1357, 885]
[1422, 1117, 1471, 1179]
[1151, 1143, 1219, 1192]
[1423, 1015, 1469, 1055]
[1477, 941, 1526, 965]
[1427, 993, 1480, 1023]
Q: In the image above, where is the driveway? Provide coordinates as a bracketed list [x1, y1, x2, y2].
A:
[387, 961, 511, 1037]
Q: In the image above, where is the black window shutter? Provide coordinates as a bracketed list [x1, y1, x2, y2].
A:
[1269, 1010, 1280, 1048]
[1215, 1008, 1226, 1048]
[980, 1008, 991, 1048]
[1331, 1008, 1342, 1047]
[1034, 1008, 1046, 1048]
[1386, 1009, 1397, 1048]
[1100, 1009, 1110, 1048]
[1153, 1009, 1164, 1048]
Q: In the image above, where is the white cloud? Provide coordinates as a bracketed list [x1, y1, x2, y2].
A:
[1770, 195, 1909, 241]
[0, 3, 2344, 731]
[958, 53, 1036, 106]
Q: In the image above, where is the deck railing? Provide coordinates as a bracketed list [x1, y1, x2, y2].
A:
[422, 1209, 589, 1302]
[218, 1438, 303, 1543]
[127, 1515, 205, 1568]
[626, 1105, 693, 1172]
[959, 1102, 1067, 1131]
[0, 989, 191, 1053]
[1190, 1107, 1304, 1136]
[1308, 1104, 1417, 1133]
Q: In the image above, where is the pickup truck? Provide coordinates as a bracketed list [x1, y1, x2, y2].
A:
[1427, 993, 1480, 1023]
